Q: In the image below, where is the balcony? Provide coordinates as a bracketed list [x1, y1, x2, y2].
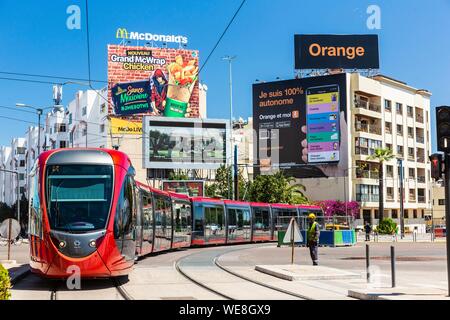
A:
[416, 136, 425, 144]
[356, 170, 379, 179]
[418, 196, 426, 203]
[409, 195, 416, 202]
[355, 99, 381, 113]
[416, 155, 425, 163]
[416, 115, 424, 123]
[357, 194, 380, 202]
[355, 123, 382, 135]
[407, 154, 415, 161]
[417, 176, 426, 183]
[386, 194, 395, 202]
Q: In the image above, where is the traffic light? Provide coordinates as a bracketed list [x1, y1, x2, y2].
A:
[436, 106, 450, 152]
[429, 153, 443, 180]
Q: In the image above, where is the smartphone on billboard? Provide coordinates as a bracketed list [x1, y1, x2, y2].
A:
[305, 84, 340, 163]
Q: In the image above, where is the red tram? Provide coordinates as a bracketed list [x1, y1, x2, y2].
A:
[28, 148, 322, 278]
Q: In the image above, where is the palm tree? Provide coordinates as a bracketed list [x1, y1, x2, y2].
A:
[368, 148, 395, 223]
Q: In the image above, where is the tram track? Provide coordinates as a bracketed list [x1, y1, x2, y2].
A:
[11, 269, 133, 300]
[174, 245, 309, 300]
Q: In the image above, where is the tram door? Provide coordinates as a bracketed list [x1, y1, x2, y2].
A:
[251, 206, 271, 241]
[172, 200, 192, 248]
[226, 206, 251, 243]
[153, 194, 172, 252]
[140, 192, 154, 255]
[204, 205, 226, 244]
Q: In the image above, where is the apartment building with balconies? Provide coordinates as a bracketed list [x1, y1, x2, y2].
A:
[351, 73, 431, 226]
[298, 73, 431, 229]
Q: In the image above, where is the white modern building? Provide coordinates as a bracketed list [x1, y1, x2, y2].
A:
[45, 106, 69, 150]
[24, 126, 45, 199]
[6, 138, 27, 205]
[0, 146, 12, 204]
[67, 88, 109, 149]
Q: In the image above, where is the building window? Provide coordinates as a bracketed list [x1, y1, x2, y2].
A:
[59, 141, 67, 148]
[386, 165, 394, 177]
[384, 99, 392, 112]
[407, 106, 413, 117]
[396, 103, 403, 115]
[439, 199, 445, 206]
[82, 106, 87, 116]
[19, 173, 25, 181]
[392, 209, 398, 219]
[82, 128, 87, 136]
[355, 138, 382, 156]
[20, 187, 25, 195]
[19, 160, 25, 167]
[397, 145, 404, 158]
[407, 127, 414, 138]
[100, 124, 105, 133]
[100, 103, 106, 113]
[68, 113, 72, 125]
[385, 122, 392, 134]
[413, 209, 417, 219]
[387, 187, 394, 200]
[16, 147, 26, 154]
[409, 168, 415, 178]
[59, 124, 66, 132]
[386, 143, 392, 151]
[396, 125, 403, 136]
[408, 148, 415, 160]
[356, 184, 379, 202]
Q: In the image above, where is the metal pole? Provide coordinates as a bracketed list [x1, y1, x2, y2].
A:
[234, 144, 239, 201]
[366, 244, 370, 282]
[17, 172, 20, 236]
[391, 245, 396, 288]
[291, 218, 295, 264]
[223, 56, 235, 200]
[398, 159, 405, 239]
[85, 122, 88, 148]
[37, 109, 42, 155]
[445, 153, 450, 296]
[7, 218, 11, 261]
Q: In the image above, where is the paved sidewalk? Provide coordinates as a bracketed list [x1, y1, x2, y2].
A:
[348, 287, 450, 300]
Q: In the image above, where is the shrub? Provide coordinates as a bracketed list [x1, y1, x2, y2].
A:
[0, 264, 11, 300]
[376, 218, 398, 235]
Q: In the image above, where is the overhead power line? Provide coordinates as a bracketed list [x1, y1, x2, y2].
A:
[0, 71, 106, 83]
[199, 0, 247, 75]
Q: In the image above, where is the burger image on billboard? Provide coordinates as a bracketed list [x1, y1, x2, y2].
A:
[164, 55, 199, 118]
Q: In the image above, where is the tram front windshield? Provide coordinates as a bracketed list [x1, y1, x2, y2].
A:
[45, 164, 113, 232]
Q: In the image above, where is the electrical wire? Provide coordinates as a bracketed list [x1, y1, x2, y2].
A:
[0, 71, 106, 83]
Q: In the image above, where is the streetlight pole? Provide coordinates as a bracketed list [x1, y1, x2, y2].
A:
[223, 55, 236, 200]
[16, 103, 52, 155]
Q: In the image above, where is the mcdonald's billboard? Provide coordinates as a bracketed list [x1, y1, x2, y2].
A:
[108, 44, 200, 118]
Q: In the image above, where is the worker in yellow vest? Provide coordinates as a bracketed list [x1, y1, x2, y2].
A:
[307, 213, 320, 266]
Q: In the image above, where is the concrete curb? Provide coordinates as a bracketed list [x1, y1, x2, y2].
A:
[348, 290, 387, 300]
[255, 265, 362, 281]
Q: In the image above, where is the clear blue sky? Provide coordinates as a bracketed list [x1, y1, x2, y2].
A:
[0, 0, 449, 151]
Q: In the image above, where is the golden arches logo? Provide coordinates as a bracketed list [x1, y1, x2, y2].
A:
[116, 28, 128, 39]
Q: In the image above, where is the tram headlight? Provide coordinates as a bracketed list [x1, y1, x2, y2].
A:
[59, 240, 66, 248]
[89, 240, 97, 248]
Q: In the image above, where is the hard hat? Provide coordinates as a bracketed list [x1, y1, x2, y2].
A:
[308, 213, 316, 219]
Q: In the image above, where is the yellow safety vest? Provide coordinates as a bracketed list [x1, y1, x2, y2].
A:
[307, 222, 319, 242]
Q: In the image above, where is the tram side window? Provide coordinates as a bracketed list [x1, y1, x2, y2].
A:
[205, 206, 224, 235]
[29, 166, 42, 238]
[154, 195, 171, 238]
[253, 208, 270, 233]
[142, 194, 153, 234]
[114, 175, 134, 239]
[174, 201, 191, 233]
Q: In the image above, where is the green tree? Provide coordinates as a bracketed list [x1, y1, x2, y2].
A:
[248, 171, 308, 204]
[368, 148, 395, 222]
[376, 218, 398, 235]
[0, 264, 11, 300]
[205, 165, 249, 200]
[168, 170, 189, 181]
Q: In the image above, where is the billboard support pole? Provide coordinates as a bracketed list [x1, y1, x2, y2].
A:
[234, 145, 239, 200]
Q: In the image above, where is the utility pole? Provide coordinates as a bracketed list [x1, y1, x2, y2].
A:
[223, 55, 236, 200]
